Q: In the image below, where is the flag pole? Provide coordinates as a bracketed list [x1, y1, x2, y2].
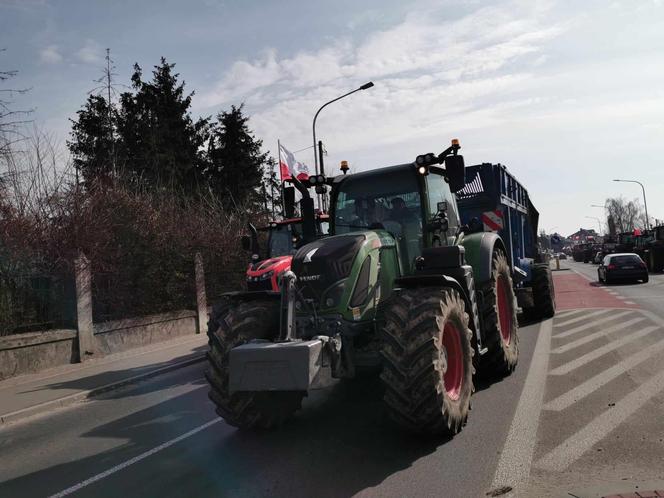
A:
[278, 139, 286, 217]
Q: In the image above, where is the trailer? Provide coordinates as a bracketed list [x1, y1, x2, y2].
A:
[457, 163, 555, 320]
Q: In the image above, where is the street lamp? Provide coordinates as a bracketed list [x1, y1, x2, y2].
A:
[585, 216, 602, 235]
[312, 82, 374, 178]
[613, 179, 650, 230]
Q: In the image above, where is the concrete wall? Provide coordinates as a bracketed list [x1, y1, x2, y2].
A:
[0, 309, 198, 380]
[0, 251, 207, 380]
[94, 310, 197, 355]
[0, 329, 78, 381]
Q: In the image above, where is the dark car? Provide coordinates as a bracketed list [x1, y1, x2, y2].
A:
[598, 253, 649, 284]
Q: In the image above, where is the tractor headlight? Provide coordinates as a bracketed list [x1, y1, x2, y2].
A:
[323, 279, 347, 309]
[259, 270, 275, 281]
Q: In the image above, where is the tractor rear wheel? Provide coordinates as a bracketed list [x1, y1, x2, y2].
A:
[205, 299, 304, 429]
[380, 287, 474, 436]
[479, 251, 519, 377]
[525, 264, 556, 320]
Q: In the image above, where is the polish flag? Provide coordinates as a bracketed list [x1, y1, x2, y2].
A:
[279, 143, 310, 182]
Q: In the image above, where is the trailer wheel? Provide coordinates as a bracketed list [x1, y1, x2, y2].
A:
[479, 250, 519, 377]
[380, 287, 474, 436]
[525, 264, 556, 320]
[205, 299, 304, 429]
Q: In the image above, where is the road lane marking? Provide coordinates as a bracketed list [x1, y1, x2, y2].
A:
[554, 309, 586, 320]
[545, 337, 664, 411]
[535, 367, 664, 472]
[554, 309, 612, 328]
[490, 319, 552, 491]
[551, 317, 646, 354]
[549, 325, 659, 376]
[554, 310, 634, 339]
[47, 418, 221, 498]
[624, 301, 636, 305]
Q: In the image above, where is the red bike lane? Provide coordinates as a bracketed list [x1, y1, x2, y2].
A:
[552, 271, 640, 310]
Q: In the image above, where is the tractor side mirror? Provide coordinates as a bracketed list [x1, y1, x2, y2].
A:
[240, 235, 251, 251]
[445, 154, 466, 193]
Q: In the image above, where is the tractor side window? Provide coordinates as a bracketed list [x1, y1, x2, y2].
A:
[425, 175, 459, 233]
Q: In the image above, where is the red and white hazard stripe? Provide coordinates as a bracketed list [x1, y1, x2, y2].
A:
[482, 210, 504, 232]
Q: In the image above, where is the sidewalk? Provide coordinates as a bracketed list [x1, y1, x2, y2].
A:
[0, 333, 208, 425]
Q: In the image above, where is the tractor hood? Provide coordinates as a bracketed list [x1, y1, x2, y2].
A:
[292, 234, 366, 287]
[250, 255, 292, 272]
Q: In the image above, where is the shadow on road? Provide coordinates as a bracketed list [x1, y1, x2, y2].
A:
[0, 372, 448, 498]
[16, 344, 208, 397]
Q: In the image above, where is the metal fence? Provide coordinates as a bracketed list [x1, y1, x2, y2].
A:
[0, 272, 77, 335]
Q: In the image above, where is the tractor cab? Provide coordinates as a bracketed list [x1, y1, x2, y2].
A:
[330, 163, 462, 273]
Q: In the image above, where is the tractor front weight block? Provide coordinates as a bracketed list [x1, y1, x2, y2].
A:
[229, 339, 335, 393]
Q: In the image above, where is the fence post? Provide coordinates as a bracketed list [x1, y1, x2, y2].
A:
[75, 253, 96, 361]
[195, 252, 208, 335]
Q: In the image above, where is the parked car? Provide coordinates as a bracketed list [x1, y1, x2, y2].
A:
[593, 251, 603, 264]
[598, 253, 649, 284]
[555, 252, 567, 260]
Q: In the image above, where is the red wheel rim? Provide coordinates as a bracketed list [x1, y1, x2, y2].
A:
[497, 275, 512, 345]
[442, 322, 463, 400]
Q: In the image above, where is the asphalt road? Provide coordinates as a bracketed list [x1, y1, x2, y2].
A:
[1, 262, 664, 498]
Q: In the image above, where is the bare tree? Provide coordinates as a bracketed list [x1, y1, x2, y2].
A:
[88, 48, 125, 173]
[605, 196, 646, 232]
[0, 49, 32, 162]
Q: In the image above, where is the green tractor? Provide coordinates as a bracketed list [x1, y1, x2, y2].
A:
[206, 140, 519, 436]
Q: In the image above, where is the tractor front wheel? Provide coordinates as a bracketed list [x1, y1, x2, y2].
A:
[205, 299, 304, 429]
[479, 251, 519, 377]
[380, 287, 474, 436]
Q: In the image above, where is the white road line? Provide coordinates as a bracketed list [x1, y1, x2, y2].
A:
[554, 309, 612, 328]
[554, 310, 635, 339]
[545, 337, 664, 411]
[549, 325, 659, 376]
[536, 367, 664, 472]
[490, 319, 552, 491]
[624, 301, 636, 305]
[551, 317, 646, 354]
[554, 309, 586, 320]
[47, 418, 221, 498]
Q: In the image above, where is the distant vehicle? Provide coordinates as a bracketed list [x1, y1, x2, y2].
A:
[557, 252, 567, 260]
[593, 251, 603, 264]
[598, 253, 648, 284]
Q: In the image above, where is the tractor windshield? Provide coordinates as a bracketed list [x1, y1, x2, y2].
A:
[267, 220, 328, 258]
[267, 224, 301, 257]
[333, 167, 423, 269]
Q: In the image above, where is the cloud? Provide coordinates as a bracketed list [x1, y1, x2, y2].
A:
[40, 44, 62, 64]
[197, 0, 565, 160]
[76, 39, 102, 64]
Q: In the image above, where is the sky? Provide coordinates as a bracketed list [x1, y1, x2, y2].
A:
[2, 0, 664, 236]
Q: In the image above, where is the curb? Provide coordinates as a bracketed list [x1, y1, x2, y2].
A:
[0, 354, 206, 426]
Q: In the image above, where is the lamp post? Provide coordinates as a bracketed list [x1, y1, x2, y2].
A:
[613, 179, 650, 230]
[312, 81, 374, 178]
[585, 216, 602, 235]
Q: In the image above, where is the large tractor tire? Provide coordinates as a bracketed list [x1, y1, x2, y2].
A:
[479, 251, 519, 377]
[649, 251, 664, 273]
[380, 287, 474, 436]
[525, 264, 556, 320]
[205, 299, 304, 429]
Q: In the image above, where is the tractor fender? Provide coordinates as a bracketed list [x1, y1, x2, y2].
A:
[461, 232, 509, 286]
[220, 290, 281, 303]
